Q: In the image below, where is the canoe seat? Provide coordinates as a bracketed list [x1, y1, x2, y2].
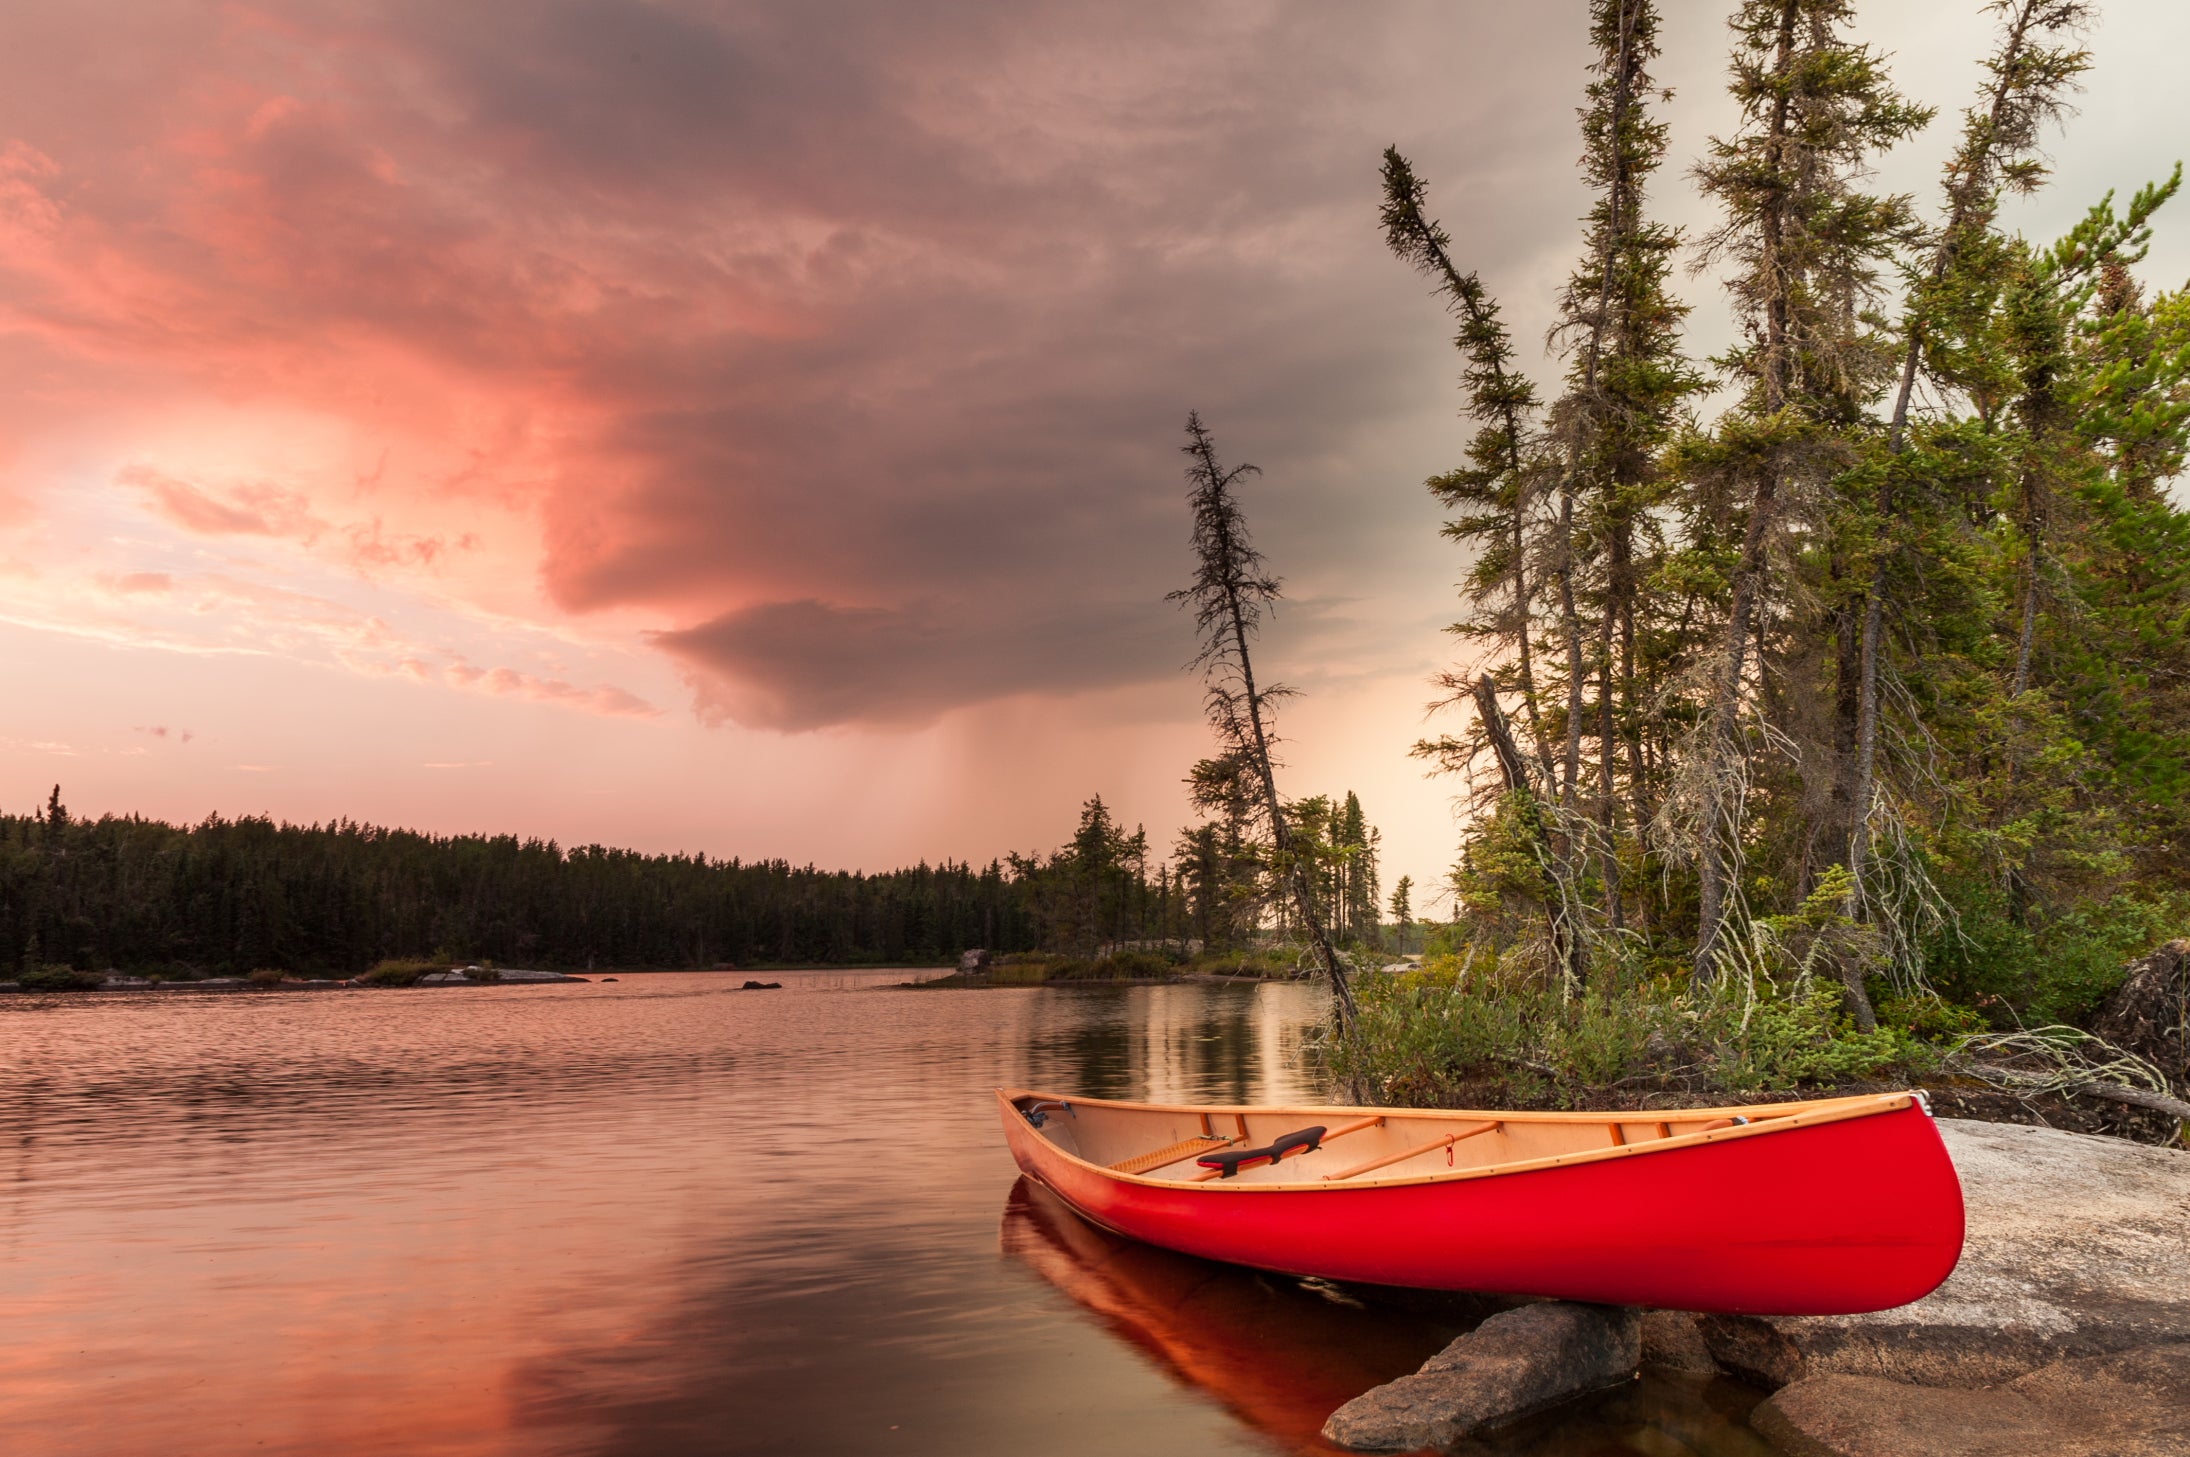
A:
[1110, 1135, 1233, 1175]
[1197, 1125, 1327, 1179]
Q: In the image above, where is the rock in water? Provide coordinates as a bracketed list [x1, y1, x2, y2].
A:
[1701, 1118, 2190, 1389]
[1639, 1310, 1719, 1374]
[1321, 1302, 1639, 1450]
[1755, 1342, 2190, 1457]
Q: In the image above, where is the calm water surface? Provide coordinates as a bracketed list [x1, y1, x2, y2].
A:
[0, 972, 1773, 1456]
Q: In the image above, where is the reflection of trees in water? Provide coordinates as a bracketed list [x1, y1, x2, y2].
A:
[1020, 985, 1328, 1104]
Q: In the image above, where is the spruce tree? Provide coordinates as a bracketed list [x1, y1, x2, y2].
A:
[1681, 0, 1929, 988]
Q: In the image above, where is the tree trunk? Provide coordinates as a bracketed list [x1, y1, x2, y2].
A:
[1225, 582, 1355, 1027]
[1695, 0, 1797, 987]
[1475, 676, 1587, 991]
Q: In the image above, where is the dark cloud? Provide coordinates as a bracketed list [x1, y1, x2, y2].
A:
[654, 596, 1184, 731]
[0, 0, 1597, 730]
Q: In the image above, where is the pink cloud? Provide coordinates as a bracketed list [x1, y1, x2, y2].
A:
[121, 465, 326, 541]
[444, 660, 658, 719]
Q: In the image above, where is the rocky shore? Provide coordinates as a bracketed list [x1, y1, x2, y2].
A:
[1323, 1117, 2190, 1454]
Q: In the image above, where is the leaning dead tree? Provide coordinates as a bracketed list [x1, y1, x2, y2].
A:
[1169, 413, 1356, 1029]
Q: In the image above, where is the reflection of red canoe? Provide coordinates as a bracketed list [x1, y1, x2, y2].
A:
[995, 1088, 1963, 1316]
[1000, 1179, 1457, 1455]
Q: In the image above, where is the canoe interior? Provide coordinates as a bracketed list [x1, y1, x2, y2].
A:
[1003, 1089, 1916, 1189]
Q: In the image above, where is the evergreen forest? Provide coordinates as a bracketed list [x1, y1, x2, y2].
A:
[1322, 0, 2190, 1121]
[0, 784, 1386, 976]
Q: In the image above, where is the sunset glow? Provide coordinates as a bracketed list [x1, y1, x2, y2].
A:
[3, 1, 2183, 883]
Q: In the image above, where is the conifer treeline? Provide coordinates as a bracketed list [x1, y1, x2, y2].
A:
[0, 785, 1385, 975]
[1392, 0, 2190, 1022]
[1, 791, 1040, 973]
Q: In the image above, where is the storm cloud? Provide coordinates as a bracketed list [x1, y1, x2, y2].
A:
[0, 0, 1589, 729]
[3, 0, 2183, 736]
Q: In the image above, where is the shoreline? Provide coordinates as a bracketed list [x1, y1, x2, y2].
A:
[0, 963, 960, 993]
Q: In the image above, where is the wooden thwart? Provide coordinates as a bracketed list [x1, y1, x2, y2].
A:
[1322, 1120, 1501, 1182]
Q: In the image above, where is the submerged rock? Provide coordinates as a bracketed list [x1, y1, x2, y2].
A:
[1754, 1341, 2190, 1457]
[740, 980, 783, 990]
[1321, 1302, 1639, 1450]
[1700, 1118, 2190, 1389]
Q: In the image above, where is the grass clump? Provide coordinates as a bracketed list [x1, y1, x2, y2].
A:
[1045, 950, 1181, 981]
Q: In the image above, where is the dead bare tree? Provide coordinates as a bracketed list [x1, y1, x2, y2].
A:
[1169, 413, 1356, 1029]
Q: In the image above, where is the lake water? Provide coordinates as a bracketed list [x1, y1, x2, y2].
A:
[0, 972, 1776, 1456]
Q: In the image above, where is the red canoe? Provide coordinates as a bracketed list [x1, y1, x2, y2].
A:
[995, 1087, 1964, 1316]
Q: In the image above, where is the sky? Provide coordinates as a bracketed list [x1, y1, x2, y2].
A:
[1, 1, 2185, 899]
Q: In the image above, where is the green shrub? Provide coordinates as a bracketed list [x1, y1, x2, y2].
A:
[1715, 985, 1936, 1089]
[1330, 962, 1957, 1108]
[19, 966, 98, 991]
[360, 958, 441, 987]
[1100, 950, 1177, 979]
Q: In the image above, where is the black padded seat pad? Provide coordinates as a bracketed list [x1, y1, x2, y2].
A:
[1196, 1125, 1327, 1178]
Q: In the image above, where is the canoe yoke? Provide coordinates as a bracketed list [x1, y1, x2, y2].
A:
[1197, 1125, 1327, 1179]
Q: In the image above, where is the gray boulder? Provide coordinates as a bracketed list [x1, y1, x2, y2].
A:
[1754, 1341, 2190, 1457]
[1640, 1310, 1720, 1374]
[1321, 1302, 1639, 1450]
[1702, 1117, 2190, 1389]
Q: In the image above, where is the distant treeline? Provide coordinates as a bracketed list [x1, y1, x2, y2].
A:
[2, 791, 1047, 974]
[1, 786, 1395, 976]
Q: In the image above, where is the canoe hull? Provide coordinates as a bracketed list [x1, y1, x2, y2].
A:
[998, 1093, 1963, 1316]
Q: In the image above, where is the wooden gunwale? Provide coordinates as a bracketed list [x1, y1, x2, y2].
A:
[997, 1088, 1915, 1193]
[1321, 1119, 1500, 1182]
